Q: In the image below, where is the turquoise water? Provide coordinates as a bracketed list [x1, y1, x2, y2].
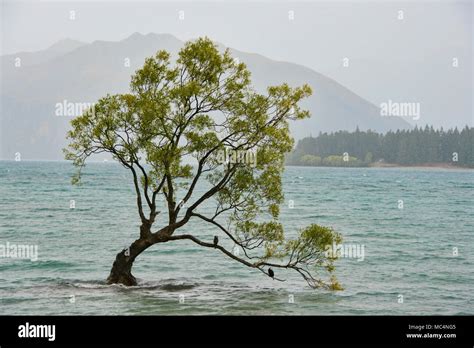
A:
[0, 161, 473, 315]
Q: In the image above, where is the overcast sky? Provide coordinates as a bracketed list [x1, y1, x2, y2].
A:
[1, 0, 472, 128]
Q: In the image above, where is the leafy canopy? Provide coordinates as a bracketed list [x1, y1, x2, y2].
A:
[65, 37, 342, 289]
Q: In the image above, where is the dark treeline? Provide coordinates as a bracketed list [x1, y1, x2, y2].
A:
[287, 126, 474, 167]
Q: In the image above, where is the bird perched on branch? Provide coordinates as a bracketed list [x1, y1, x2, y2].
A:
[213, 236, 218, 247]
[268, 268, 274, 278]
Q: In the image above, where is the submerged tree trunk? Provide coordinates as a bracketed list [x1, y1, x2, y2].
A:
[107, 248, 138, 286]
[107, 226, 154, 286]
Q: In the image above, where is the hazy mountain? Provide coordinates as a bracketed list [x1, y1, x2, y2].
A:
[0, 33, 410, 160]
[1, 39, 86, 68]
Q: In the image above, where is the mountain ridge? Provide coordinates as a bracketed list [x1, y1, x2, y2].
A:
[0, 32, 410, 160]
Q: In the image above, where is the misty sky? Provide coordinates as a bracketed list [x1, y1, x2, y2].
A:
[1, 0, 472, 128]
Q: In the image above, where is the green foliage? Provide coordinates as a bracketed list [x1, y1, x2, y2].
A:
[364, 151, 373, 163]
[322, 155, 363, 167]
[288, 126, 474, 167]
[64, 37, 341, 289]
[278, 224, 343, 290]
[300, 154, 322, 166]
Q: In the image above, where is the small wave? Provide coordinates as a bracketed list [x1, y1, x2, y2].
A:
[453, 184, 474, 189]
[0, 260, 77, 271]
[67, 281, 109, 289]
[33, 260, 76, 268]
[0, 297, 35, 305]
[64, 279, 200, 292]
[158, 283, 198, 292]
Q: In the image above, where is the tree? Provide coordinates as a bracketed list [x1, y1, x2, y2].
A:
[300, 154, 321, 166]
[64, 38, 343, 290]
[364, 152, 373, 164]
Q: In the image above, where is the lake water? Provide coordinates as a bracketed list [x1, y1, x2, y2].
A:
[0, 161, 473, 315]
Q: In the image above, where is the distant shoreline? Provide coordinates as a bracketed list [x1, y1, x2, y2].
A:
[368, 162, 472, 170]
[286, 162, 473, 170]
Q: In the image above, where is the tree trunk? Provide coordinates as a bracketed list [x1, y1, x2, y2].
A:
[107, 235, 153, 286]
